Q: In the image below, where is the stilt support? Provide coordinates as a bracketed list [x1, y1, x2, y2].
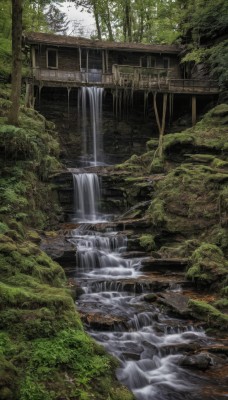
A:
[153, 92, 168, 157]
[192, 95, 196, 126]
[67, 87, 71, 119]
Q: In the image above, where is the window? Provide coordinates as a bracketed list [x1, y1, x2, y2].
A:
[163, 57, 170, 69]
[147, 56, 156, 68]
[140, 56, 156, 68]
[47, 49, 58, 69]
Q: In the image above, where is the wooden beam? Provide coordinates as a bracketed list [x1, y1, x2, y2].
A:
[153, 92, 161, 134]
[102, 51, 105, 73]
[192, 95, 196, 126]
[153, 92, 167, 158]
[158, 93, 168, 157]
[79, 47, 81, 70]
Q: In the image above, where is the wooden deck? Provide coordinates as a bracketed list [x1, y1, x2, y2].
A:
[31, 66, 220, 95]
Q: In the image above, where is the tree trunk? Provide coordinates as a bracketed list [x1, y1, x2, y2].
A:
[105, 5, 114, 41]
[123, 0, 132, 42]
[93, 1, 102, 39]
[8, 0, 23, 126]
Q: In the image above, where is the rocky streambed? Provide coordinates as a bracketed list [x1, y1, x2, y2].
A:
[42, 212, 228, 400]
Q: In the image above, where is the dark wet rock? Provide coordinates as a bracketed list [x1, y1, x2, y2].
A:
[79, 311, 127, 330]
[156, 292, 191, 317]
[67, 278, 85, 299]
[179, 352, 212, 370]
[144, 293, 158, 302]
[122, 352, 141, 361]
[141, 257, 188, 272]
[160, 342, 201, 355]
[41, 232, 76, 266]
[122, 251, 147, 258]
[199, 345, 228, 357]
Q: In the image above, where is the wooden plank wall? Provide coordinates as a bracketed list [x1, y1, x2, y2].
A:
[34, 45, 181, 79]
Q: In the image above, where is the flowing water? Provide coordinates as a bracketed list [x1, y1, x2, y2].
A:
[78, 87, 104, 166]
[72, 173, 101, 222]
[69, 87, 226, 400]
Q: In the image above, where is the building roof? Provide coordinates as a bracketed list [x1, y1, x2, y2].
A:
[24, 32, 181, 54]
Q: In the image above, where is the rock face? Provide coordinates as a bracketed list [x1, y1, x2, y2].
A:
[179, 352, 212, 370]
[37, 89, 155, 166]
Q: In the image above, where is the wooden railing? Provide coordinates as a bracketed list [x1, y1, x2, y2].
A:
[33, 68, 113, 85]
[169, 79, 219, 93]
[32, 67, 219, 93]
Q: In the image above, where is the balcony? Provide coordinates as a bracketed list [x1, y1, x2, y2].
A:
[31, 65, 219, 94]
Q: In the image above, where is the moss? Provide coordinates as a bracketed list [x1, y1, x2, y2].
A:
[139, 234, 156, 251]
[16, 329, 129, 400]
[208, 226, 228, 252]
[146, 138, 158, 151]
[210, 104, 228, 118]
[188, 299, 228, 330]
[163, 131, 195, 157]
[150, 156, 165, 173]
[0, 223, 9, 234]
[211, 157, 228, 169]
[213, 298, 228, 310]
[186, 243, 228, 288]
[146, 198, 166, 226]
[0, 242, 18, 253]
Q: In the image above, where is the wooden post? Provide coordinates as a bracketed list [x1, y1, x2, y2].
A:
[79, 47, 81, 70]
[105, 50, 109, 72]
[25, 82, 30, 107]
[192, 95, 196, 126]
[67, 87, 71, 120]
[86, 50, 89, 82]
[153, 92, 168, 158]
[158, 93, 168, 157]
[31, 47, 36, 68]
[153, 92, 161, 134]
[102, 51, 105, 73]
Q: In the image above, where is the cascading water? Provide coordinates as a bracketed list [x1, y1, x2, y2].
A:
[72, 173, 101, 222]
[78, 87, 103, 166]
[69, 88, 225, 400]
[70, 223, 212, 400]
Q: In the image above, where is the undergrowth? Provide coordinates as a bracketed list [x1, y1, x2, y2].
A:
[0, 85, 133, 400]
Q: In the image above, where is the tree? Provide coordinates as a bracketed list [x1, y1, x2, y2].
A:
[45, 4, 69, 34]
[72, 0, 181, 43]
[8, 0, 23, 126]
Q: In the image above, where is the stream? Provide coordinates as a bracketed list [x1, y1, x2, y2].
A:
[64, 87, 227, 400]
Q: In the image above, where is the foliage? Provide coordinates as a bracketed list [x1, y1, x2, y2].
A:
[186, 243, 228, 287]
[73, 0, 182, 43]
[188, 299, 228, 330]
[139, 234, 156, 251]
[179, 0, 228, 86]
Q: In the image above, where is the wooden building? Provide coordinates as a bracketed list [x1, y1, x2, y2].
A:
[23, 32, 220, 127]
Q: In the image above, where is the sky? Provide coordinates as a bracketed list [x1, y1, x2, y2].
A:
[60, 1, 96, 37]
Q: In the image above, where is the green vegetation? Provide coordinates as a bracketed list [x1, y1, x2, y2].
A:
[117, 103, 228, 332]
[179, 0, 228, 87]
[0, 86, 133, 399]
[139, 234, 156, 251]
[186, 243, 228, 288]
[188, 300, 228, 330]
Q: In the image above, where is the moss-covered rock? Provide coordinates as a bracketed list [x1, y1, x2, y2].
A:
[188, 299, 228, 330]
[186, 243, 228, 288]
[139, 234, 156, 251]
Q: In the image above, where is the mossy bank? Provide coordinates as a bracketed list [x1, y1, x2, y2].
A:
[114, 104, 228, 333]
[0, 85, 134, 400]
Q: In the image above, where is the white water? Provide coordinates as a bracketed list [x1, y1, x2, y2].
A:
[70, 90, 220, 400]
[78, 87, 103, 165]
[72, 173, 101, 222]
[70, 220, 209, 400]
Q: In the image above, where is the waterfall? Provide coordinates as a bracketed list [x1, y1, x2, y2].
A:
[69, 84, 219, 400]
[73, 173, 101, 222]
[79, 87, 104, 166]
